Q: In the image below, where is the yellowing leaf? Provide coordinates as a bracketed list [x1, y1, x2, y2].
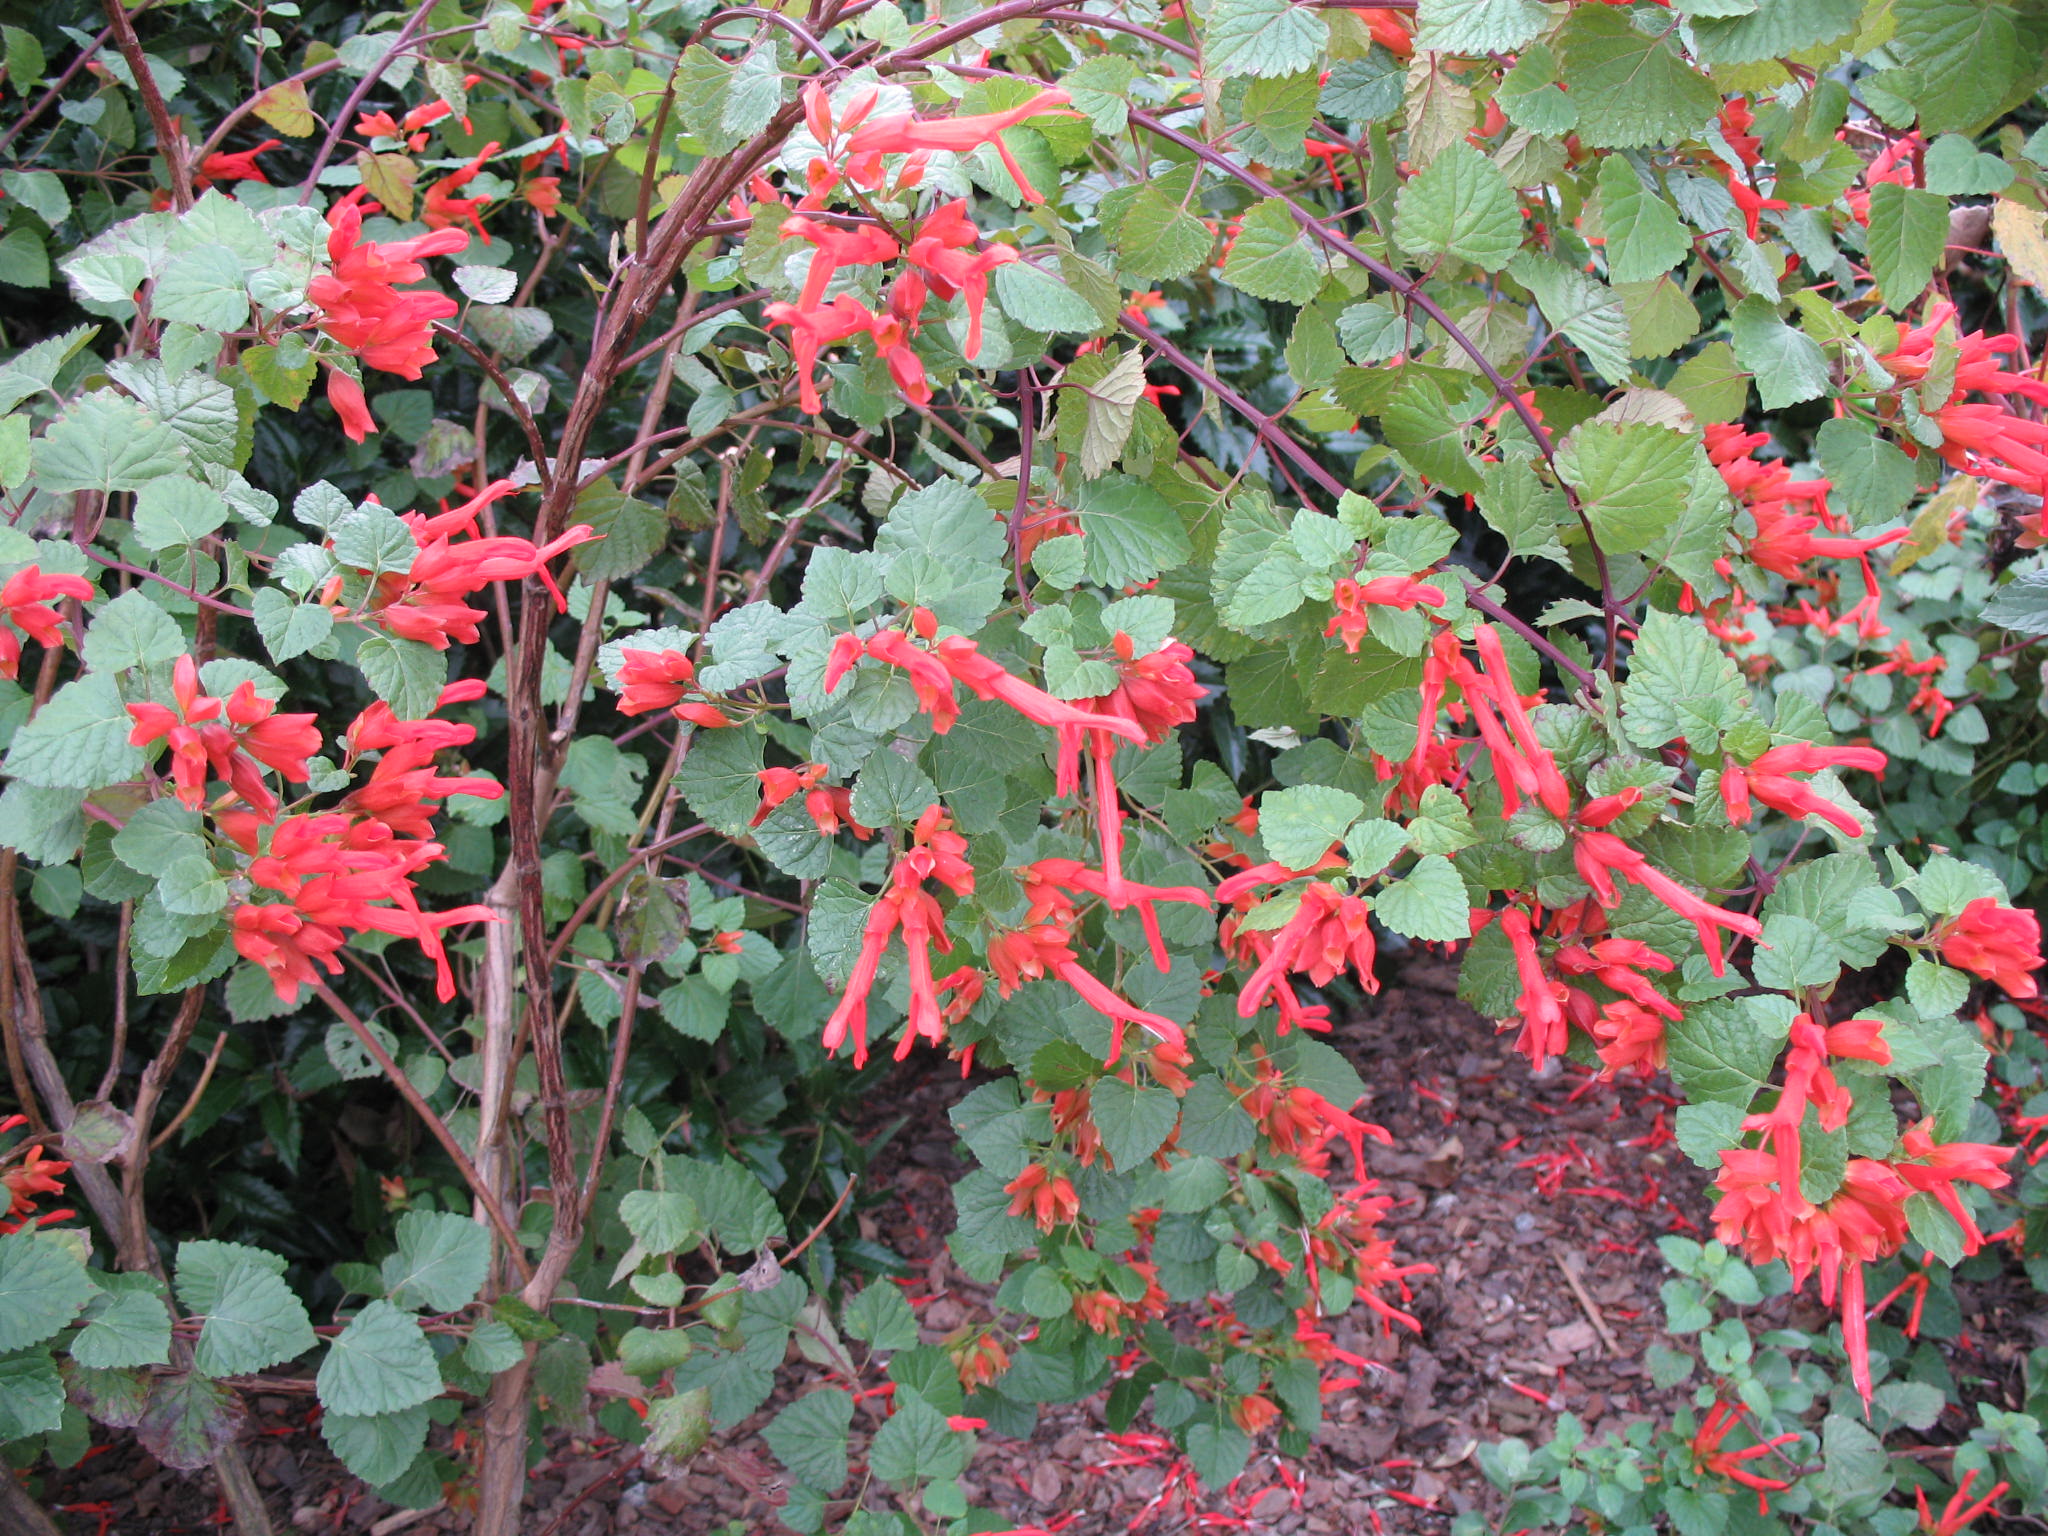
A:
[356, 152, 417, 221]
[252, 79, 314, 137]
[1889, 473, 1978, 575]
[1993, 198, 2048, 290]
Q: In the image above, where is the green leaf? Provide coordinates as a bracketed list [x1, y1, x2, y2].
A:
[674, 726, 765, 839]
[850, 749, 939, 829]
[1596, 156, 1689, 284]
[1815, 418, 1917, 526]
[250, 588, 335, 664]
[80, 589, 185, 673]
[322, 1406, 429, 1486]
[1508, 254, 1631, 382]
[570, 478, 669, 581]
[620, 1188, 703, 1255]
[1477, 457, 1570, 562]
[193, 1257, 316, 1377]
[3, 26, 46, 98]
[31, 392, 185, 493]
[869, 1389, 967, 1483]
[1259, 784, 1363, 867]
[843, 1286, 918, 1351]
[0, 1230, 94, 1351]
[1090, 1079, 1180, 1171]
[618, 1326, 696, 1380]
[1688, 0, 1858, 65]
[1219, 198, 1323, 305]
[316, 1301, 443, 1416]
[1372, 854, 1469, 942]
[1556, 422, 1699, 555]
[241, 341, 317, 410]
[1819, 1412, 1892, 1504]
[1982, 568, 2048, 636]
[357, 636, 448, 720]
[0, 1349, 65, 1439]
[151, 246, 250, 331]
[1729, 295, 1829, 410]
[1665, 998, 1791, 1111]
[993, 261, 1102, 335]
[132, 476, 231, 551]
[1553, 6, 1720, 148]
[876, 477, 1008, 570]
[1394, 142, 1523, 270]
[72, 1287, 169, 1370]
[1111, 183, 1215, 281]
[1378, 375, 1483, 494]
[380, 1211, 490, 1313]
[1893, 4, 2018, 134]
[1621, 609, 1750, 748]
[1176, 1075, 1256, 1157]
[1204, 0, 1329, 78]
[1864, 183, 1948, 311]
[765, 1388, 854, 1491]
[172, 1239, 288, 1314]
[1076, 477, 1192, 588]
[1414, 0, 1548, 53]
[5, 672, 146, 790]
[1187, 1419, 1253, 1488]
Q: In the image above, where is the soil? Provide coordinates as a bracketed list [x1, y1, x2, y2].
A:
[23, 955, 2042, 1535]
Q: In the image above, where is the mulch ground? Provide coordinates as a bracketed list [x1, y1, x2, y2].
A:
[26, 955, 2045, 1535]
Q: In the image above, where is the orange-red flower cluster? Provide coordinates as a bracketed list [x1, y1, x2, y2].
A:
[127, 655, 321, 819]
[309, 191, 470, 442]
[0, 564, 94, 680]
[822, 806, 979, 1067]
[327, 479, 596, 648]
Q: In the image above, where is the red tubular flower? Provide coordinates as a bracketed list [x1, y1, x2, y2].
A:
[1894, 1118, 2016, 1249]
[233, 812, 496, 1001]
[1720, 742, 1887, 838]
[1322, 575, 1444, 654]
[822, 808, 974, 1066]
[1918, 1470, 2012, 1536]
[1936, 897, 2043, 998]
[1302, 136, 1350, 190]
[905, 200, 1020, 357]
[1573, 830, 1762, 975]
[764, 293, 880, 416]
[780, 215, 901, 310]
[339, 680, 500, 837]
[611, 647, 736, 728]
[1003, 1163, 1081, 1230]
[197, 139, 282, 186]
[986, 916, 1184, 1065]
[1714, 1150, 1911, 1401]
[127, 655, 321, 818]
[1234, 881, 1379, 1020]
[1718, 167, 1789, 240]
[845, 90, 1079, 204]
[343, 480, 597, 648]
[1499, 907, 1568, 1068]
[1719, 99, 1761, 168]
[1019, 858, 1209, 974]
[1877, 305, 2048, 495]
[0, 564, 94, 680]
[1575, 786, 1642, 828]
[520, 176, 562, 217]
[309, 193, 470, 424]
[324, 366, 378, 444]
[2, 1142, 72, 1233]
[1555, 936, 1682, 1032]
[423, 142, 500, 240]
[1692, 1400, 1799, 1516]
[1470, 625, 1570, 819]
